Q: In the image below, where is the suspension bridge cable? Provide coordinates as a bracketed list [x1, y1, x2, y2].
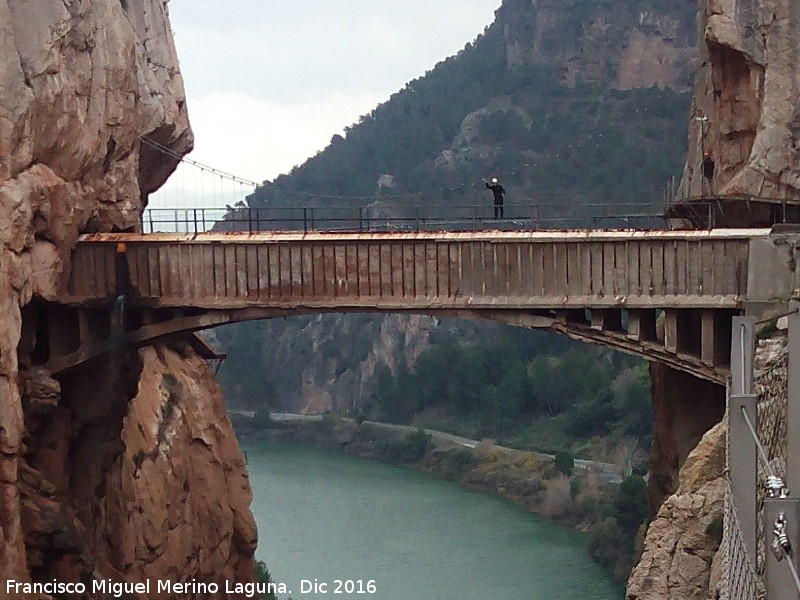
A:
[141, 137, 260, 188]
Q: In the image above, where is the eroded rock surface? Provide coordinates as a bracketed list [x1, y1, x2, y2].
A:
[626, 423, 725, 600]
[681, 0, 800, 199]
[628, 335, 788, 599]
[1, 0, 255, 594]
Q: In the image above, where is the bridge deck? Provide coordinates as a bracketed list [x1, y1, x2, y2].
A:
[39, 228, 788, 380]
[67, 229, 766, 310]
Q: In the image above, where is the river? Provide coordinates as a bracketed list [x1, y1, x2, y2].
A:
[245, 442, 623, 600]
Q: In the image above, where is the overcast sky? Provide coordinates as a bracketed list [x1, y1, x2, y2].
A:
[157, 1, 500, 205]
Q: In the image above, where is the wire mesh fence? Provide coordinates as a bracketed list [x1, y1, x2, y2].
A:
[720, 479, 765, 600]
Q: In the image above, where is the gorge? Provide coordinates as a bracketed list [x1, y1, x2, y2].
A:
[2, 1, 800, 599]
[1, 0, 254, 593]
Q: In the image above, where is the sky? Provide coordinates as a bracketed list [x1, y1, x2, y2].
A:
[152, 1, 500, 208]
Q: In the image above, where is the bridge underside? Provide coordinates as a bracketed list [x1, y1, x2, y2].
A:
[28, 302, 734, 384]
[36, 228, 786, 384]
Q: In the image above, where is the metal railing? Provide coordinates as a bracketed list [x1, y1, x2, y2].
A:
[139, 202, 667, 234]
[665, 195, 800, 229]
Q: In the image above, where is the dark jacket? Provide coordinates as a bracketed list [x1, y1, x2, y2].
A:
[701, 156, 715, 179]
[485, 182, 505, 203]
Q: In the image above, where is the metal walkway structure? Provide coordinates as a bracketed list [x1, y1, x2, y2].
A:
[31, 226, 798, 384]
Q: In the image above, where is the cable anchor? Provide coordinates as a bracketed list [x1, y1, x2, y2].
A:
[766, 475, 791, 499]
[772, 512, 793, 562]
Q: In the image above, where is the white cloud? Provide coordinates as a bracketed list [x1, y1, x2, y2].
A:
[150, 90, 385, 208]
[151, 1, 501, 208]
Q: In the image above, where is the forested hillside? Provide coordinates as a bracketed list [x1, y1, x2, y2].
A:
[246, 0, 694, 213]
[217, 0, 696, 452]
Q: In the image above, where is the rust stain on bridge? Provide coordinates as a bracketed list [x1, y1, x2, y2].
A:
[69, 229, 759, 310]
[41, 227, 787, 383]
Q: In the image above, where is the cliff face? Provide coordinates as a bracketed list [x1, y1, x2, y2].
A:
[218, 314, 437, 413]
[628, 337, 787, 599]
[681, 0, 800, 198]
[626, 0, 800, 594]
[1, 0, 255, 592]
[497, 0, 695, 90]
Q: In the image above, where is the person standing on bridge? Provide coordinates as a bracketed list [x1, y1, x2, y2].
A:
[483, 177, 505, 219]
[701, 151, 715, 196]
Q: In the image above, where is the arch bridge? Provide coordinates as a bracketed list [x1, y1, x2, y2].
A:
[29, 228, 798, 383]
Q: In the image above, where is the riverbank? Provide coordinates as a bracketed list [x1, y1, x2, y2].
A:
[244, 441, 624, 600]
[232, 412, 643, 581]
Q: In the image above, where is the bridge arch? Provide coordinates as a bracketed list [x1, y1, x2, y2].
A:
[38, 302, 733, 384]
[38, 227, 795, 383]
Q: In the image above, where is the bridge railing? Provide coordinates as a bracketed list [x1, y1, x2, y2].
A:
[140, 202, 667, 234]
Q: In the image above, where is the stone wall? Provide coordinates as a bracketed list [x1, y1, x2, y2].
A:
[628, 334, 789, 599]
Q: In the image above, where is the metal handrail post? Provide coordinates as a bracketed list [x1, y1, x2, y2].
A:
[730, 316, 757, 563]
[303, 208, 308, 233]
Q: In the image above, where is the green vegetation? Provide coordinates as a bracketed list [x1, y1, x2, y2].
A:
[255, 561, 277, 600]
[383, 428, 432, 465]
[587, 475, 650, 580]
[554, 451, 575, 477]
[369, 327, 653, 454]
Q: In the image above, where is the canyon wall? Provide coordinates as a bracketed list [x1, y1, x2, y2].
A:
[681, 0, 800, 199]
[1, 0, 255, 594]
[627, 1, 800, 595]
[628, 337, 787, 599]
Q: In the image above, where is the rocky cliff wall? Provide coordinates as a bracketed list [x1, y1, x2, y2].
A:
[681, 0, 800, 199]
[496, 0, 695, 90]
[628, 336, 787, 599]
[627, 0, 800, 594]
[1, 0, 255, 593]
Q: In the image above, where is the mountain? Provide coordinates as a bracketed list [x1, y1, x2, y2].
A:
[246, 0, 694, 216]
[216, 0, 697, 417]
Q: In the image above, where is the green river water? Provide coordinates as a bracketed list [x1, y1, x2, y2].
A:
[245, 442, 623, 600]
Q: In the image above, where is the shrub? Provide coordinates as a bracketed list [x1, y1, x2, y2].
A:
[385, 429, 431, 464]
[540, 475, 572, 518]
[554, 450, 575, 477]
[587, 517, 625, 571]
[441, 448, 478, 480]
[254, 560, 277, 600]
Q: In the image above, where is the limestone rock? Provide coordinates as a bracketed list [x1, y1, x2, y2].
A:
[93, 344, 257, 587]
[680, 0, 800, 199]
[0, 0, 256, 592]
[628, 334, 789, 599]
[626, 423, 725, 600]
